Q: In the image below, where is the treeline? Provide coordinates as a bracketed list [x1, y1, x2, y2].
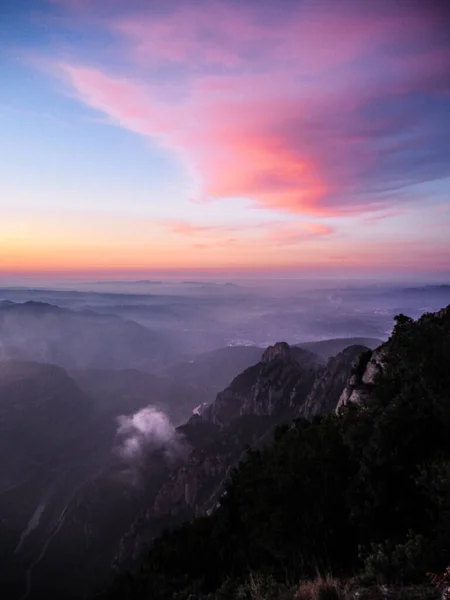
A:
[104, 307, 450, 599]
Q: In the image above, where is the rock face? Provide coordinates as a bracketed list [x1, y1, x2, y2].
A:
[116, 341, 370, 567]
[337, 307, 450, 413]
[261, 341, 292, 363]
[336, 345, 388, 411]
[299, 345, 370, 419]
[203, 344, 322, 426]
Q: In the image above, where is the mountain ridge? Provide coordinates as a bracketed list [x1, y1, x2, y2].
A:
[104, 303, 450, 600]
[0, 300, 174, 371]
[112, 339, 370, 575]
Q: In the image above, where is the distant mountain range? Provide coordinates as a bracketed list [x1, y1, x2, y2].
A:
[0, 332, 377, 598]
[163, 337, 381, 398]
[0, 301, 174, 371]
[106, 304, 450, 600]
[1, 296, 449, 599]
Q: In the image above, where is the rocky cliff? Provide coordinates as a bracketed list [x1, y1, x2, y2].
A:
[336, 346, 386, 410]
[115, 340, 369, 568]
[299, 344, 370, 419]
[203, 342, 322, 425]
[336, 306, 450, 413]
[104, 304, 450, 600]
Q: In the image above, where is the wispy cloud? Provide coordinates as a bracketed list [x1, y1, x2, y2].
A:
[161, 218, 334, 249]
[49, 0, 450, 218]
[115, 406, 187, 483]
[4, 0, 446, 276]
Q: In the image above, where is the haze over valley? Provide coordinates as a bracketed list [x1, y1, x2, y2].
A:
[0, 279, 449, 598]
[2, 0, 450, 597]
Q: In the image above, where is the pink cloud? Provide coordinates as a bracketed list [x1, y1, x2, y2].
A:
[363, 209, 406, 224]
[168, 222, 223, 236]
[107, 2, 437, 74]
[61, 65, 174, 136]
[161, 219, 334, 249]
[265, 222, 334, 246]
[53, 1, 450, 217]
[115, 4, 254, 68]
[60, 63, 330, 214]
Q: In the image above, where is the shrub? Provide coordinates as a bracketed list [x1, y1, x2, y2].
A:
[295, 576, 343, 600]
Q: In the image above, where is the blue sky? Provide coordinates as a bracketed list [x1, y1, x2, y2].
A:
[1, 0, 449, 280]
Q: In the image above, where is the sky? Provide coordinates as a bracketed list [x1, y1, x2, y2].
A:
[1, 0, 450, 281]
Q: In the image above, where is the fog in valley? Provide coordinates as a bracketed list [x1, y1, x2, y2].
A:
[0, 278, 449, 599]
[2, 278, 448, 360]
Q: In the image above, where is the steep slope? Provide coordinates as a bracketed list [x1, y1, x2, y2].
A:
[0, 361, 177, 600]
[0, 301, 174, 371]
[299, 344, 371, 419]
[335, 309, 450, 411]
[106, 304, 450, 600]
[203, 343, 321, 425]
[114, 342, 366, 571]
[162, 340, 382, 401]
[157, 344, 323, 513]
[0, 338, 370, 598]
[0, 361, 112, 599]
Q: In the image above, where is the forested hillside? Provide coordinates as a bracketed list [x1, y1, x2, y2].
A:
[104, 306, 450, 599]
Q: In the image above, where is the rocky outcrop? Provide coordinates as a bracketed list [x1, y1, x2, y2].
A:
[115, 341, 375, 569]
[261, 341, 292, 363]
[203, 344, 322, 426]
[361, 347, 387, 384]
[115, 305, 450, 588]
[144, 342, 366, 525]
[337, 306, 450, 412]
[336, 344, 388, 410]
[299, 345, 370, 419]
[153, 451, 228, 518]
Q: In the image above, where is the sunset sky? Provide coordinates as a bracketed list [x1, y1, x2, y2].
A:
[1, 0, 450, 280]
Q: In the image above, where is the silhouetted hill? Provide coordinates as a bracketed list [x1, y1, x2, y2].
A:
[0, 360, 112, 598]
[112, 342, 366, 576]
[104, 305, 450, 600]
[0, 361, 181, 599]
[4, 304, 446, 600]
[161, 340, 382, 400]
[0, 301, 175, 371]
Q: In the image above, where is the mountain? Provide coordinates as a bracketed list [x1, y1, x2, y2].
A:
[161, 345, 264, 396]
[161, 340, 382, 402]
[112, 341, 367, 575]
[296, 336, 382, 359]
[299, 344, 371, 419]
[0, 317, 423, 600]
[153, 344, 323, 514]
[0, 361, 112, 599]
[0, 359, 193, 600]
[104, 304, 450, 600]
[104, 306, 450, 600]
[202, 343, 322, 425]
[0, 317, 381, 598]
[335, 307, 450, 412]
[0, 301, 174, 371]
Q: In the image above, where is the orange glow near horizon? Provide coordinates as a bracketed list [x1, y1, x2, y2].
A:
[1, 0, 449, 278]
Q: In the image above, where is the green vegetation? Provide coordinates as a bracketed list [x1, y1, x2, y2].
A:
[104, 307, 450, 599]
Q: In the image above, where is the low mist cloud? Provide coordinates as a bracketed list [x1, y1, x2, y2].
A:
[115, 406, 186, 466]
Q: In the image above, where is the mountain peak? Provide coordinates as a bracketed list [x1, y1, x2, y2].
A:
[261, 341, 292, 363]
[0, 300, 64, 314]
